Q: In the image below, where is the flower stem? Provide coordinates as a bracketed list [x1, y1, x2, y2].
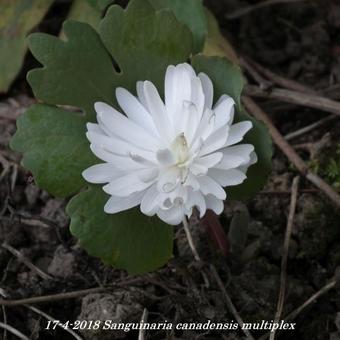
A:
[182, 217, 201, 261]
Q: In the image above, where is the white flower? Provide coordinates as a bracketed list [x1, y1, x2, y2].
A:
[82, 63, 257, 225]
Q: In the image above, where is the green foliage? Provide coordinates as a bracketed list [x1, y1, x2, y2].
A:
[64, 0, 107, 32]
[10, 0, 272, 273]
[12, 0, 193, 274]
[67, 186, 173, 274]
[99, 0, 192, 94]
[0, 0, 53, 93]
[28, 21, 117, 118]
[192, 55, 273, 200]
[10, 104, 97, 197]
[149, 0, 207, 53]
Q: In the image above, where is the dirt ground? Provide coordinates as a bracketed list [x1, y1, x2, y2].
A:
[1, 0, 340, 339]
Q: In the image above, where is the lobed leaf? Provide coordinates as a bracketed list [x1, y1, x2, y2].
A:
[99, 0, 193, 94]
[12, 0, 194, 273]
[10, 104, 97, 197]
[62, 0, 106, 32]
[67, 186, 173, 274]
[149, 0, 207, 54]
[28, 21, 117, 118]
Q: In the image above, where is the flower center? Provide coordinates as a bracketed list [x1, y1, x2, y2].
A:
[171, 133, 190, 167]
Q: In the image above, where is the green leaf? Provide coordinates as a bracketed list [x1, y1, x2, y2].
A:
[192, 55, 272, 199]
[10, 104, 96, 197]
[27, 21, 117, 118]
[0, 0, 53, 93]
[99, 0, 193, 93]
[149, 0, 207, 53]
[27, 0, 193, 116]
[12, 0, 194, 273]
[63, 0, 104, 32]
[67, 186, 173, 274]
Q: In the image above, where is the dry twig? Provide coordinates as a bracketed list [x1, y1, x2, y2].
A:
[0, 322, 29, 340]
[26, 305, 83, 340]
[259, 188, 340, 195]
[0, 288, 108, 306]
[240, 57, 273, 90]
[1, 243, 53, 280]
[243, 57, 315, 94]
[210, 265, 255, 340]
[138, 308, 149, 340]
[0, 278, 144, 306]
[259, 278, 336, 340]
[182, 217, 201, 261]
[270, 176, 300, 340]
[242, 96, 340, 209]
[244, 85, 340, 117]
[286, 279, 336, 321]
[284, 115, 338, 141]
[227, 0, 309, 20]
[182, 218, 254, 339]
[0, 290, 7, 340]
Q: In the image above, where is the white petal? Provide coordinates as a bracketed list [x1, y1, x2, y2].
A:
[190, 77, 205, 121]
[89, 120, 113, 138]
[225, 121, 252, 146]
[157, 204, 184, 225]
[238, 151, 258, 173]
[165, 64, 193, 120]
[195, 152, 223, 169]
[95, 102, 159, 151]
[215, 144, 255, 169]
[104, 191, 145, 214]
[90, 144, 140, 169]
[205, 194, 224, 215]
[143, 81, 173, 143]
[129, 153, 156, 167]
[190, 162, 208, 176]
[137, 168, 159, 183]
[136, 81, 148, 109]
[190, 108, 215, 145]
[249, 150, 258, 165]
[198, 72, 213, 109]
[82, 164, 124, 184]
[103, 172, 151, 197]
[182, 102, 201, 144]
[184, 172, 200, 190]
[215, 154, 245, 170]
[157, 167, 180, 193]
[87, 122, 105, 135]
[168, 184, 188, 203]
[186, 189, 206, 218]
[213, 95, 235, 130]
[164, 65, 176, 110]
[208, 168, 247, 186]
[156, 149, 175, 166]
[199, 125, 229, 156]
[197, 176, 226, 199]
[87, 131, 155, 161]
[140, 184, 159, 215]
[116, 87, 157, 136]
